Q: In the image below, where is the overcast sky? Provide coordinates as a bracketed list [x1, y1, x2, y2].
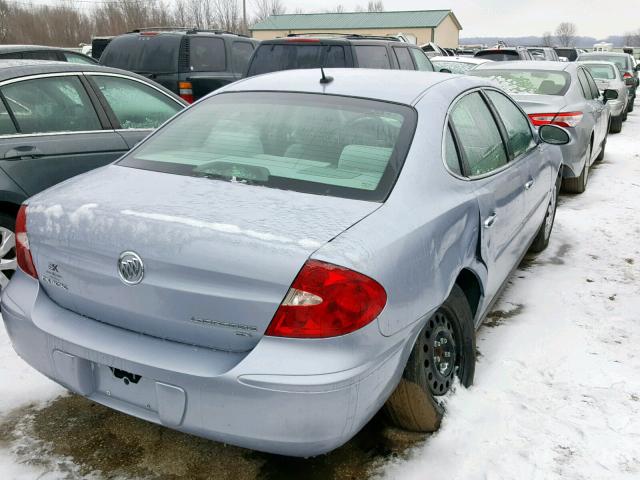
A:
[273, 0, 637, 38]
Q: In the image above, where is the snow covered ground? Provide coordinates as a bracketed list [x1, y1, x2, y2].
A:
[1, 112, 639, 479]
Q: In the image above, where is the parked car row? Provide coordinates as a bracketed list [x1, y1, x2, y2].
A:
[0, 30, 630, 459]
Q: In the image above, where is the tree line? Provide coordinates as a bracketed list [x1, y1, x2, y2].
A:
[0, 0, 386, 47]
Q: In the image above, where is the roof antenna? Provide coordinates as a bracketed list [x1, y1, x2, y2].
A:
[320, 67, 334, 84]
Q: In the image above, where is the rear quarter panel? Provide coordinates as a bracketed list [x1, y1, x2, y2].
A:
[314, 80, 487, 337]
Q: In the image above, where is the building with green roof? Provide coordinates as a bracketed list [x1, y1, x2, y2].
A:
[250, 10, 462, 47]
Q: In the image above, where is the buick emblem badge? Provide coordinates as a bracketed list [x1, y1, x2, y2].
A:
[117, 251, 144, 285]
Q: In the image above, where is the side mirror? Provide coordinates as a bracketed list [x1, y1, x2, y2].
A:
[603, 89, 619, 103]
[538, 124, 571, 146]
[439, 68, 452, 73]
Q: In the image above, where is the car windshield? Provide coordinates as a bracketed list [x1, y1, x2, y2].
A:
[471, 69, 571, 95]
[247, 44, 347, 76]
[583, 64, 617, 80]
[119, 92, 417, 202]
[580, 55, 630, 72]
[475, 51, 520, 61]
[432, 60, 477, 74]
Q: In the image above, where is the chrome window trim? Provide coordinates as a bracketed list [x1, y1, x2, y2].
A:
[83, 72, 184, 106]
[0, 130, 116, 140]
[441, 86, 538, 182]
[0, 72, 107, 136]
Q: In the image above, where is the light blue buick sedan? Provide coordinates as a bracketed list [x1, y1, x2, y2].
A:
[3, 69, 569, 457]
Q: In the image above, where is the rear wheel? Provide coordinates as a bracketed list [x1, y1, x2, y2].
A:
[628, 98, 635, 113]
[529, 175, 560, 253]
[609, 115, 623, 134]
[0, 213, 17, 290]
[384, 285, 475, 432]
[562, 144, 590, 194]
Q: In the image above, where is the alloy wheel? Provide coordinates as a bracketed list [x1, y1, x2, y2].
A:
[0, 226, 17, 289]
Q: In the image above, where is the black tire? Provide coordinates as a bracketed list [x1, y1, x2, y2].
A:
[562, 144, 590, 194]
[595, 137, 607, 162]
[628, 99, 635, 113]
[0, 212, 17, 290]
[384, 285, 475, 432]
[609, 115, 623, 134]
[529, 175, 560, 253]
[622, 110, 628, 122]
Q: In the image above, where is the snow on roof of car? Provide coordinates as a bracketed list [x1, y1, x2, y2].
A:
[473, 60, 573, 72]
[219, 68, 491, 105]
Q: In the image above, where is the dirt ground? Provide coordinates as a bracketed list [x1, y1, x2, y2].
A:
[0, 394, 424, 480]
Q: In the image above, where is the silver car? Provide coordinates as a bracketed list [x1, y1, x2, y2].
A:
[471, 61, 614, 194]
[579, 60, 629, 133]
[3, 69, 569, 457]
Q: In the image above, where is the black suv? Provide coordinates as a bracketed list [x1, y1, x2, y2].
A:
[474, 46, 534, 61]
[100, 28, 259, 102]
[245, 34, 434, 77]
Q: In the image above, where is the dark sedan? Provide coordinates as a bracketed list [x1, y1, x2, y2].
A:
[0, 44, 97, 64]
[0, 60, 186, 287]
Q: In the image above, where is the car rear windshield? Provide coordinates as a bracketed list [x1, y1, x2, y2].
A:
[583, 64, 617, 80]
[555, 48, 578, 61]
[247, 44, 347, 76]
[119, 92, 417, 202]
[579, 55, 630, 72]
[475, 50, 520, 61]
[100, 34, 180, 73]
[471, 69, 571, 95]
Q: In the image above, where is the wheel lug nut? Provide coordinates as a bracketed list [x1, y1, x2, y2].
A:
[444, 352, 451, 358]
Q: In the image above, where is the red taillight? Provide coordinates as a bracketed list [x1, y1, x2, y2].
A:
[623, 72, 632, 79]
[265, 260, 387, 339]
[179, 81, 194, 103]
[15, 205, 37, 279]
[528, 111, 583, 128]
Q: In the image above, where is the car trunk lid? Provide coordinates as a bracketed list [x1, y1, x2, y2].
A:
[26, 166, 380, 352]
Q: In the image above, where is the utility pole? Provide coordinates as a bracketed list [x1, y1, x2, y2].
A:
[243, 0, 247, 34]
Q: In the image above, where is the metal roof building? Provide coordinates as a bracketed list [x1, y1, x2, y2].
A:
[250, 10, 462, 47]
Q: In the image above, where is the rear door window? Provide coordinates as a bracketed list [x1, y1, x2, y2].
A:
[393, 47, 415, 70]
[486, 90, 535, 159]
[355, 46, 391, 69]
[189, 37, 226, 72]
[2, 76, 102, 134]
[91, 75, 182, 129]
[450, 92, 508, 177]
[410, 48, 434, 71]
[584, 71, 601, 99]
[231, 41, 255, 75]
[576, 69, 591, 99]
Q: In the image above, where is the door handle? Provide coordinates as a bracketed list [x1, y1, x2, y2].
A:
[4, 146, 44, 160]
[483, 213, 497, 229]
[525, 179, 535, 190]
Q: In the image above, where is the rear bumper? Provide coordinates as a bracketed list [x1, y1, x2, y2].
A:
[1, 272, 411, 457]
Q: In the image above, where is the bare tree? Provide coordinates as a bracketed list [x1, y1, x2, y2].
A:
[623, 30, 640, 47]
[367, 1, 384, 12]
[542, 31, 554, 47]
[213, 0, 241, 33]
[555, 22, 577, 47]
[253, 0, 285, 22]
